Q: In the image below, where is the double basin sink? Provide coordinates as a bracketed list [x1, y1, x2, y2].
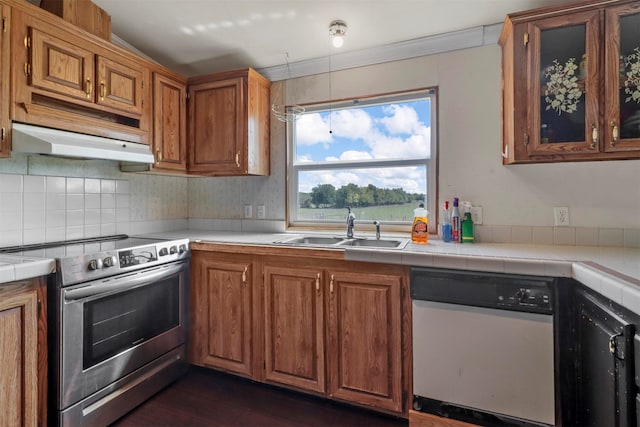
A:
[273, 235, 409, 249]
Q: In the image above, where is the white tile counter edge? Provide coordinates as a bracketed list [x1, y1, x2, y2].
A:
[0, 255, 55, 285]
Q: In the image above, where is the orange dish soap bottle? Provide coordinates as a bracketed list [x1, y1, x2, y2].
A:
[412, 204, 429, 244]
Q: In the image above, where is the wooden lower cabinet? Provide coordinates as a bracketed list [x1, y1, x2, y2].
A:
[189, 251, 254, 377]
[263, 265, 325, 393]
[326, 270, 403, 413]
[190, 247, 410, 416]
[0, 280, 40, 427]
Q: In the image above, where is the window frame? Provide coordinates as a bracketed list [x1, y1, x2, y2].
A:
[286, 87, 438, 233]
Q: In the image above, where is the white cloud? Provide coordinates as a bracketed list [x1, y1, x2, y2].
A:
[338, 150, 372, 161]
[380, 104, 422, 134]
[295, 113, 333, 146]
[296, 154, 313, 163]
[329, 109, 373, 140]
[295, 106, 430, 158]
[368, 127, 430, 159]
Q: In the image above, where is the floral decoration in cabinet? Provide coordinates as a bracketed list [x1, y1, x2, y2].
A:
[622, 47, 640, 104]
[543, 57, 583, 115]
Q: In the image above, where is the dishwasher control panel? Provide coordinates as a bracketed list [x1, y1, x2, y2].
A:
[496, 284, 552, 312]
[410, 267, 554, 315]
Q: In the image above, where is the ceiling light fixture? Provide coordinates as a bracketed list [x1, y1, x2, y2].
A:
[329, 20, 347, 48]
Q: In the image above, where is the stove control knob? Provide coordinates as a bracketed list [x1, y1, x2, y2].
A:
[178, 244, 187, 254]
[159, 247, 169, 257]
[103, 256, 117, 267]
[169, 246, 178, 254]
[516, 289, 529, 303]
[88, 258, 103, 270]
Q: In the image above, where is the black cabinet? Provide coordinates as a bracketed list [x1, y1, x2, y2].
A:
[574, 287, 636, 427]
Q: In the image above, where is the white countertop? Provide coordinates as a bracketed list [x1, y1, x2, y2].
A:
[0, 254, 55, 284]
[2, 229, 639, 314]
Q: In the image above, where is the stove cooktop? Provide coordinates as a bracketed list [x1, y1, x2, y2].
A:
[0, 235, 191, 287]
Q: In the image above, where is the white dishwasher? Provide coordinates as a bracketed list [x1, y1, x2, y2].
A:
[411, 267, 556, 426]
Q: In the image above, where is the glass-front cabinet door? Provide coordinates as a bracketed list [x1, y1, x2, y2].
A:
[527, 10, 600, 156]
[604, 4, 640, 153]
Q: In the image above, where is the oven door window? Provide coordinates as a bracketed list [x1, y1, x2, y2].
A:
[83, 277, 179, 369]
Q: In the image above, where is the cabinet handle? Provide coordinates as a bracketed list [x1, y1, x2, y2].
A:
[591, 124, 598, 149]
[611, 121, 619, 147]
[315, 273, 320, 291]
[235, 152, 240, 168]
[523, 133, 529, 146]
[1, 127, 5, 141]
[85, 78, 92, 99]
[156, 148, 162, 164]
[501, 144, 508, 159]
[100, 82, 106, 101]
[242, 266, 248, 286]
[329, 275, 334, 293]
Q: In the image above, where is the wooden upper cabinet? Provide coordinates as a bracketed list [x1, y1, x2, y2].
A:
[189, 251, 253, 377]
[27, 25, 147, 117]
[604, 3, 640, 153]
[96, 56, 144, 116]
[326, 270, 403, 413]
[500, 0, 640, 163]
[188, 68, 271, 176]
[0, 2, 10, 158]
[526, 10, 601, 157]
[30, 26, 94, 103]
[262, 264, 326, 394]
[151, 71, 187, 172]
[11, 8, 151, 144]
[0, 281, 39, 427]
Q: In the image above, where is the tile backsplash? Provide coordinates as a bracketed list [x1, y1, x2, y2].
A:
[0, 173, 130, 247]
[0, 154, 189, 247]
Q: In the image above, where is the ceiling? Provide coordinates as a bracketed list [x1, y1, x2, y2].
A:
[92, 0, 576, 78]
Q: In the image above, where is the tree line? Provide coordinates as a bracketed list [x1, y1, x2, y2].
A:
[300, 183, 424, 209]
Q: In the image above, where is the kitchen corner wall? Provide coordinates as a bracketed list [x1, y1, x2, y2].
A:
[190, 43, 640, 246]
[0, 154, 188, 247]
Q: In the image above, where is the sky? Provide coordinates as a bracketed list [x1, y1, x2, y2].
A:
[294, 99, 431, 194]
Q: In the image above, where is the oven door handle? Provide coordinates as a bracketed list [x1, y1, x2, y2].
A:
[64, 263, 185, 301]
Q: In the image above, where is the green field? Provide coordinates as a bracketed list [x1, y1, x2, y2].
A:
[298, 202, 417, 222]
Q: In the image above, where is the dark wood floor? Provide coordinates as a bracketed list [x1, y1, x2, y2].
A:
[111, 366, 409, 427]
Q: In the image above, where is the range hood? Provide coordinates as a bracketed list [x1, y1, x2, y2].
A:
[11, 123, 155, 164]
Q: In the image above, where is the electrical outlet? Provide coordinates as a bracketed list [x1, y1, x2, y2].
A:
[470, 206, 483, 225]
[256, 204, 265, 219]
[554, 207, 570, 226]
[244, 204, 253, 219]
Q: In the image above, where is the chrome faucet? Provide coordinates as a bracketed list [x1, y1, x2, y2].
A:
[373, 220, 380, 240]
[346, 207, 356, 238]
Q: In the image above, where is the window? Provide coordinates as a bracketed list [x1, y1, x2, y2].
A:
[287, 88, 437, 231]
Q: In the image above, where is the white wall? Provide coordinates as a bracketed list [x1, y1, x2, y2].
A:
[188, 44, 640, 245]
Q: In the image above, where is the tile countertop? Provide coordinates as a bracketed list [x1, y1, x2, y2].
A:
[144, 229, 640, 314]
[0, 254, 55, 284]
[2, 229, 638, 315]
